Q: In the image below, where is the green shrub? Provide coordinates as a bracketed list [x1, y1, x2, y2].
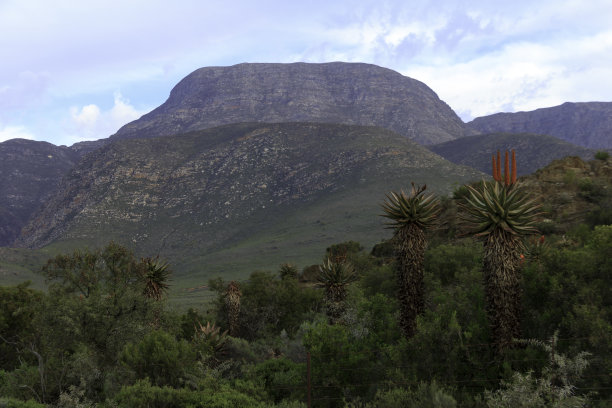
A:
[0, 398, 45, 408]
[120, 330, 195, 388]
[594, 150, 610, 160]
[248, 358, 305, 403]
[365, 382, 457, 408]
[114, 379, 266, 408]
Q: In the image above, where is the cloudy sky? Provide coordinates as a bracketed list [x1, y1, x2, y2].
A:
[1, 0, 611, 146]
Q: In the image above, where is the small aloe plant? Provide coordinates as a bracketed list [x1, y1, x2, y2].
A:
[193, 321, 228, 363]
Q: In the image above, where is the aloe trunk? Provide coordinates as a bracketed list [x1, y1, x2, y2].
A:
[225, 281, 241, 336]
[483, 230, 523, 351]
[394, 223, 427, 337]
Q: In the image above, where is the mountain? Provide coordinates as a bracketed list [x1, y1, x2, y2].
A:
[0, 139, 80, 246]
[111, 62, 470, 145]
[467, 102, 612, 149]
[16, 122, 483, 282]
[429, 133, 594, 176]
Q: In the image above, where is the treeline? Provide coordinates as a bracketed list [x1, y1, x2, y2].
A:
[1, 224, 610, 407]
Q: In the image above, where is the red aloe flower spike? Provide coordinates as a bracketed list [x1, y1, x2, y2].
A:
[511, 150, 517, 184]
[497, 150, 502, 183]
[504, 150, 510, 186]
[492, 155, 498, 181]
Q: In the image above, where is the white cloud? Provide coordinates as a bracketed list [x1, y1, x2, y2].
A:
[71, 104, 101, 126]
[0, 125, 35, 142]
[66, 92, 147, 142]
[403, 27, 612, 120]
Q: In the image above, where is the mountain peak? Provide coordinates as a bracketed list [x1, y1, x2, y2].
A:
[111, 62, 469, 145]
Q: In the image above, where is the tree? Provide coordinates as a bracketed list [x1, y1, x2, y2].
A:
[0, 282, 44, 371]
[30, 242, 165, 402]
[459, 150, 541, 352]
[381, 183, 440, 338]
[120, 330, 195, 388]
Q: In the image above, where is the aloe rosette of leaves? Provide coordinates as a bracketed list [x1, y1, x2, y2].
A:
[382, 183, 440, 338]
[140, 256, 171, 301]
[193, 321, 228, 364]
[316, 258, 359, 324]
[460, 150, 541, 352]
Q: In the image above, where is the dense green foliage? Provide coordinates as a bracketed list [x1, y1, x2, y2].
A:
[2, 226, 611, 406]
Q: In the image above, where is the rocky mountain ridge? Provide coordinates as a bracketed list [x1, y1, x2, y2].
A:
[468, 102, 612, 149]
[429, 132, 594, 176]
[111, 62, 470, 145]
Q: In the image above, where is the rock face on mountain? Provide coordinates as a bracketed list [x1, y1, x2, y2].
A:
[468, 102, 612, 149]
[111, 62, 469, 145]
[17, 122, 482, 276]
[429, 133, 594, 176]
[0, 139, 79, 246]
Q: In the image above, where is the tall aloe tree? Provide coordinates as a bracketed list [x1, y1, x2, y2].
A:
[460, 150, 541, 352]
[382, 183, 440, 338]
[316, 258, 358, 324]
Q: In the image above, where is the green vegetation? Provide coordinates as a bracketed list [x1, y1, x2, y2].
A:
[2, 156, 612, 407]
[2, 224, 610, 406]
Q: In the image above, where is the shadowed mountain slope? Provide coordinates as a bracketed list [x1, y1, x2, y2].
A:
[468, 102, 612, 149]
[0, 139, 80, 246]
[429, 133, 594, 176]
[111, 62, 469, 145]
[16, 122, 483, 279]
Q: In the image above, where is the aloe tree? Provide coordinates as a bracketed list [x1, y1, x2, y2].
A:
[460, 150, 541, 352]
[382, 183, 440, 338]
[316, 258, 358, 324]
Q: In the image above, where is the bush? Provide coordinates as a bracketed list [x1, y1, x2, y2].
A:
[0, 398, 45, 408]
[594, 150, 610, 160]
[365, 382, 457, 408]
[248, 358, 305, 403]
[120, 330, 196, 388]
[113, 378, 266, 408]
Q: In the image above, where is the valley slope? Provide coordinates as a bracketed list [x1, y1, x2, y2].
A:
[0, 139, 80, 246]
[16, 122, 483, 284]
